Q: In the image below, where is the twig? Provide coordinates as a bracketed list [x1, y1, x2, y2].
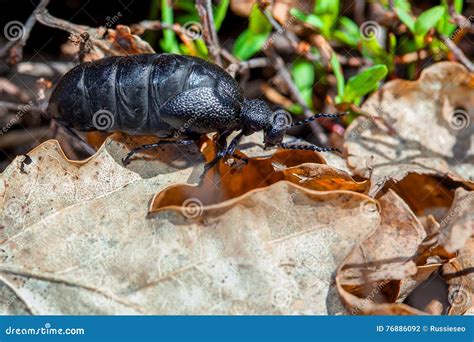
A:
[446, 0, 474, 33]
[308, 34, 334, 69]
[439, 34, 474, 72]
[0, 100, 44, 115]
[220, 48, 240, 64]
[0, 127, 49, 149]
[0, 0, 51, 63]
[131, 20, 182, 35]
[35, 9, 109, 52]
[261, 7, 322, 65]
[264, 49, 328, 146]
[196, 0, 223, 66]
[226, 57, 270, 77]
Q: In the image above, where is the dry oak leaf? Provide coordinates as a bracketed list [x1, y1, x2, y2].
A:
[0, 133, 203, 242]
[152, 150, 367, 209]
[438, 188, 474, 253]
[1, 150, 380, 315]
[336, 189, 430, 315]
[345, 62, 474, 197]
[443, 237, 474, 315]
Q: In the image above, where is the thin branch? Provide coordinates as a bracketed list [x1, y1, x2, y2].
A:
[439, 34, 474, 72]
[261, 8, 322, 65]
[131, 20, 181, 35]
[226, 57, 270, 77]
[0, 100, 44, 115]
[446, 0, 474, 33]
[0, 0, 51, 62]
[264, 49, 328, 146]
[196, 0, 223, 66]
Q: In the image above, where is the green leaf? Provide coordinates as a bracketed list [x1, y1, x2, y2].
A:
[314, 0, 339, 30]
[360, 35, 389, 66]
[233, 4, 271, 60]
[330, 54, 345, 102]
[397, 7, 415, 33]
[339, 17, 359, 36]
[214, 0, 230, 31]
[286, 103, 304, 115]
[314, 0, 339, 15]
[438, 0, 463, 36]
[232, 29, 269, 60]
[394, 0, 411, 11]
[334, 17, 359, 47]
[195, 38, 209, 57]
[290, 9, 324, 30]
[160, 0, 180, 53]
[415, 6, 445, 37]
[291, 60, 315, 108]
[174, 0, 196, 12]
[249, 4, 272, 34]
[343, 65, 388, 103]
[292, 60, 315, 89]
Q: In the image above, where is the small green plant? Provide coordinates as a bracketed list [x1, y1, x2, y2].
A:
[158, 0, 230, 58]
[232, 4, 272, 60]
[331, 55, 388, 106]
[290, 0, 359, 48]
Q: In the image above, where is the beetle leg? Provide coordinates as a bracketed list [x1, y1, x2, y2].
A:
[224, 131, 245, 156]
[223, 131, 249, 164]
[122, 139, 194, 165]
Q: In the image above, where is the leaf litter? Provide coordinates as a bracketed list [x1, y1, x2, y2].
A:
[1, 58, 473, 315]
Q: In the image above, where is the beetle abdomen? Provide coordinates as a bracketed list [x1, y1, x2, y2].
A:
[48, 54, 244, 135]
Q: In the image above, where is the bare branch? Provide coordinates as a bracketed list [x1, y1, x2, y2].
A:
[0, 0, 51, 63]
[439, 34, 474, 72]
[264, 49, 328, 146]
[196, 0, 223, 66]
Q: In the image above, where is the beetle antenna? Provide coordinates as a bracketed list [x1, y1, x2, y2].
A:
[279, 142, 341, 153]
[290, 112, 347, 127]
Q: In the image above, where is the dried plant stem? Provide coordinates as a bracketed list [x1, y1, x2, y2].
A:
[0, 0, 51, 62]
[439, 34, 474, 72]
[265, 49, 328, 146]
[196, 0, 223, 66]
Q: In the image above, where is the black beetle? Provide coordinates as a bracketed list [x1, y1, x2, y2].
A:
[48, 53, 345, 171]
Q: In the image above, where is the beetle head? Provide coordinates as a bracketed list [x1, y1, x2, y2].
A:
[240, 99, 290, 148]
